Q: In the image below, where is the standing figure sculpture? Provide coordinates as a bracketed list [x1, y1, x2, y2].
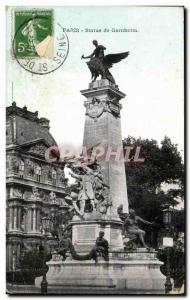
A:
[67, 163, 111, 218]
[69, 165, 95, 216]
[91, 164, 111, 213]
[81, 40, 130, 83]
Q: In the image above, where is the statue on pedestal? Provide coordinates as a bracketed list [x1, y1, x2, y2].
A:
[95, 231, 109, 262]
[57, 230, 109, 263]
[69, 165, 95, 215]
[67, 163, 111, 218]
[118, 206, 153, 249]
[81, 40, 129, 83]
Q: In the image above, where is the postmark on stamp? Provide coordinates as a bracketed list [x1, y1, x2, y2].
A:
[13, 9, 69, 75]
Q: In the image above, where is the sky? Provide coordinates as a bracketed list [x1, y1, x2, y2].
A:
[6, 6, 184, 156]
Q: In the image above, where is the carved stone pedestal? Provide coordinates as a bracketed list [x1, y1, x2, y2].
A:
[71, 219, 123, 252]
[35, 250, 166, 294]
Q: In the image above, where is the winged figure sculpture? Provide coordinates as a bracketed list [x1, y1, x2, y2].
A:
[81, 40, 129, 83]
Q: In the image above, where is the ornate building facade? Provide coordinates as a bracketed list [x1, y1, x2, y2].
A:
[6, 102, 69, 272]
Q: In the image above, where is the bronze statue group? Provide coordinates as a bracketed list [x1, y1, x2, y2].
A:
[55, 206, 154, 263]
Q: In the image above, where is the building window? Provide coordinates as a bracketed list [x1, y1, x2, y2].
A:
[19, 160, 24, 178]
[35, 165, 41, 182]
[52, 169, 57, 185]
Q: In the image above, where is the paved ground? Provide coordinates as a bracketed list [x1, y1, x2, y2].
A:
[7, 284, 40, 295]
[6, 284, 166, 295]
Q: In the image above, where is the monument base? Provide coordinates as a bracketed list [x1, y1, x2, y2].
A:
[71, 218, 124, 252]
[35, 250, 166, 294]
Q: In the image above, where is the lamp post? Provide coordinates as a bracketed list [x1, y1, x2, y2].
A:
[162, 205, 173, 294]
[41, 216, 50, 295]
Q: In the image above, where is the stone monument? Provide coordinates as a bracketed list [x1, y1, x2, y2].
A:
[35, 42, 165, 293]
[71, 79, 129, 252]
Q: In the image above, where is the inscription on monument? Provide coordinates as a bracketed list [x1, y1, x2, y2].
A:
[77, 226, 96, 240]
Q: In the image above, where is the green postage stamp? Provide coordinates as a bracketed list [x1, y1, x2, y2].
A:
[14, 10, 53, 58]
[13, 9, 69, 74]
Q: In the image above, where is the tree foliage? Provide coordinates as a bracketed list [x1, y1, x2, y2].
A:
[124, 136, 184, 221]
[158, 244, 185, 288]
[123, 136, 185, 287]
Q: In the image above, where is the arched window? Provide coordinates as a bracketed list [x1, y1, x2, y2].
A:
[35, 165, 41, 182]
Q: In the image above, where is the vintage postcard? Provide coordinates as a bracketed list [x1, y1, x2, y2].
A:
[6, 6, 185, 295]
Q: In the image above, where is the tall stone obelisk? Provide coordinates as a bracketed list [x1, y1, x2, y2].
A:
[69, 79, 129, 251]
[81, 79, 129, 218]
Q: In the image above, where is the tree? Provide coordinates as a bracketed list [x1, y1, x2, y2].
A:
[123, 136, 185, 287]
[7, 247, 52, 285]
[157, 244, 185, 289]
[124, 136, 184, 218]
[123, 136, 184, 245]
